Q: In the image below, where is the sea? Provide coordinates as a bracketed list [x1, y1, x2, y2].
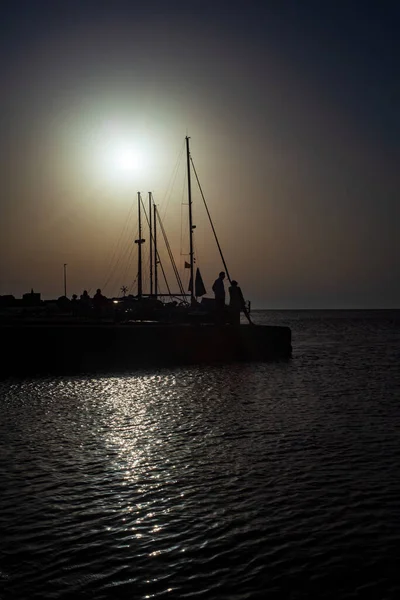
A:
[1, 310, 400, 600]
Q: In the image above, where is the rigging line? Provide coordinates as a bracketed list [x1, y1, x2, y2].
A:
[128, 275, 137, 295]
[192, 231, 207, 298]
[142, 246, 150, 293]
[102, 200, 135, 290]
[157, 251, 172, 297]
[156, 207, 184, 293]
[163, 214, 186, 296]
[190, 156, 231, 284]
[107, 243, 130, 297]
[161, 140, 185, 222]
[103, 208, 135, 292]
[156, 209, 186, 297]
[120, 243, 135, 293]
[161, 226, 182, 294]
[147, 194, 185, 297]
[117, 229, 137, 278]
[193, 232, 200, 271]
[107, 234, 135, 293]
[190, 158, 254, 325]
[139, 196, 173, 298]
[106, 244, 128, 291]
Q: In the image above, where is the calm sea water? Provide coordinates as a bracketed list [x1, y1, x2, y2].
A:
[1, 310, 400, 599]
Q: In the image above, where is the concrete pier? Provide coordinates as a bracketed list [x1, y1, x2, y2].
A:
[0, 322, 292, 376]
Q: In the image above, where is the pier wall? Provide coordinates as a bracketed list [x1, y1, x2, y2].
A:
[0, 323, 292, 376]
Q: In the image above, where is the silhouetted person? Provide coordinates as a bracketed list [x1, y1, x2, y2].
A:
[93, 288, 107, 317]
[229, 280, 245, 326]
[80, 290, 91, 316]
[71, 294, 78, 316]
[212, 271, 226, 324]
[80, 290, 90, 302]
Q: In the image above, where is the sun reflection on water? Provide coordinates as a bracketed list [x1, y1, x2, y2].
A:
[88, 373, 188, 558]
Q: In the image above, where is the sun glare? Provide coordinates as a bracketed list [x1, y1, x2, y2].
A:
[91, 123, 156, 186]
[113, 145, 144, 173]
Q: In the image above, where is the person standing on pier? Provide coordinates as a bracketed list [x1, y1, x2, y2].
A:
[228, 280, 246, 326]
[212, 271, 226, 324]
[93, 288, 107, 317]
[79, 290, 91, 316]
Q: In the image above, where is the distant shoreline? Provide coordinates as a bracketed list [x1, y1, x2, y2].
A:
[251, 307, 400, 312]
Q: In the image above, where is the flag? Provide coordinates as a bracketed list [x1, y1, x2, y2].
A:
[184, 261, 190, 268]
[189, 268, 206, 297]
[195, 268, 207, 297]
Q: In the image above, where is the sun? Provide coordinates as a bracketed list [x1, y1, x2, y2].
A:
[113, 145, 143, 173]
[92, 125, 152, 185]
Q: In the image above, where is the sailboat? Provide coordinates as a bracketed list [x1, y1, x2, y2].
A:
[116, 136, 247, 325]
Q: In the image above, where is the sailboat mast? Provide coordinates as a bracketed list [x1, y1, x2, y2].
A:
[135, 191, 145, 299]
[148, 192, 153, 295]
[153, 203, 158, 298]
[186, 136, 195, 303]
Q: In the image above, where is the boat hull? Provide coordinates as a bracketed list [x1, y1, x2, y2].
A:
[0, 323, 292, 376]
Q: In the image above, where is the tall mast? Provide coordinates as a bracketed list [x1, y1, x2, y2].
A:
[186, 136, 195, 303]
[135, 192, 145, 299]
[153, 203, 158, 298]
[148, 192, 153, 295]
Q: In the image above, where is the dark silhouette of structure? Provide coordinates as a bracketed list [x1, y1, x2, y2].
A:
[22, 289, 41, 306]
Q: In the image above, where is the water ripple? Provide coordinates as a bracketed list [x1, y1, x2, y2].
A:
[1, 310, 400, 599]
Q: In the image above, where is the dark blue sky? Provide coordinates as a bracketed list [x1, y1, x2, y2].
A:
[0, 1, 399, 307]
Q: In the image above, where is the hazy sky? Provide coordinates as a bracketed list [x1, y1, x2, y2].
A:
[0, 0, 398, 308]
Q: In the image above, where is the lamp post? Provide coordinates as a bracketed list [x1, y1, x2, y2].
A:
[63, 263, 67, 298]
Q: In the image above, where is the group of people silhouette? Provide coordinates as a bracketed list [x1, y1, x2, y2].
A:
[212, 271, 249, 325]
[70, 289, 108, 316]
